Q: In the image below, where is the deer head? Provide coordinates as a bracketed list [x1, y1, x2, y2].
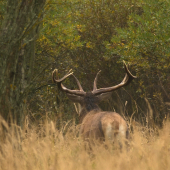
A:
[52, 62, 136, 146]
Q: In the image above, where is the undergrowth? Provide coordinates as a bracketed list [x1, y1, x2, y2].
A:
[0, 116, 170, 170]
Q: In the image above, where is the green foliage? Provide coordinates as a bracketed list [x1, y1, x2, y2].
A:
[106, 0, 170, 123]
[32, 0, 170, 127]
[0, 0, 6, 26]
[109, 0, 170, 68]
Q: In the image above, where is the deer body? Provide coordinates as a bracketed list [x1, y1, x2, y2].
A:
[77, 93, 129, 143]
[52, 62, 136, 145]
[80, 111, 128, 142]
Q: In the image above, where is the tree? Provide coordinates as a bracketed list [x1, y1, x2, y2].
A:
[0, 0, 46, 127]
[108, 0, 170, 124]
[35, 0, 169, 126]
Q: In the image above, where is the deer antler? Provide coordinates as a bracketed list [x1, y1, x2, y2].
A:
[92, 61, 137, 95]
[52, 69, 86, 96]
[93, 70, 101, 91]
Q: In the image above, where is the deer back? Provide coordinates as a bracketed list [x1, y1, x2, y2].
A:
[52, 62, 136, 144]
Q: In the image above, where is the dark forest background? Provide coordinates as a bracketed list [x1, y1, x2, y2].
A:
[0, 0, 169, 129]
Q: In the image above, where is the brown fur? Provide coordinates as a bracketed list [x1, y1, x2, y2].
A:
[79, 110, 129, 145]
[52, 63, 136, 146]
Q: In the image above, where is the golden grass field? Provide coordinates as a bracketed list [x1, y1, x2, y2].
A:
[0, 117, 170, 170]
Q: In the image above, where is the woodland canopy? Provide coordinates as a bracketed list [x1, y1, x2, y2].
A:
[0, 0, 169, 128]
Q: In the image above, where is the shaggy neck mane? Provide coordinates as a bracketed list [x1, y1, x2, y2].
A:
[79, 92, 101, 123]
[84, 92, 100, 111]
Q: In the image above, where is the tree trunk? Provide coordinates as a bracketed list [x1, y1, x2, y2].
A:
[0, 0, 46, 127]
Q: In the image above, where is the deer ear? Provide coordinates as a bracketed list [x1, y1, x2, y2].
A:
[97, 92, 112, 102]
[66, 93, 84, 104]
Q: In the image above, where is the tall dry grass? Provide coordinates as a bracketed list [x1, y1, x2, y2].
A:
[0, 116, 170, 170]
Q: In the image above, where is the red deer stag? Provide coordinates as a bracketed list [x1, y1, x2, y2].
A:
[52, 62, 136, 146]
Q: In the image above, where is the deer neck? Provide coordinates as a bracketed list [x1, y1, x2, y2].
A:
[79, 104, 101, 124]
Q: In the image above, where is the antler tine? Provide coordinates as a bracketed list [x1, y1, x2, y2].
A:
[93, 70, 101, 91]
[52, 69, 86, 96]
[122, 61, 137, 85]
[92, 61, 137, 95]
[72, 74, 84, 92]
[52, 69, 73, 83]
